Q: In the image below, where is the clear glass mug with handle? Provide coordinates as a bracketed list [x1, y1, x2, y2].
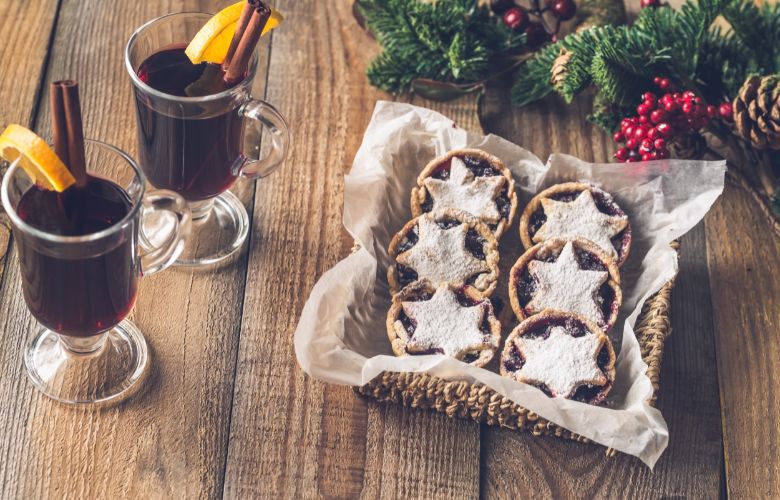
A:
[1, 139, 191, 405]
[125, 12, 290, 267]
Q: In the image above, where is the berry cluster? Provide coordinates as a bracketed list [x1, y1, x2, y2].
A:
[613, 77, 733, 163]
[491, 0, 576, 46]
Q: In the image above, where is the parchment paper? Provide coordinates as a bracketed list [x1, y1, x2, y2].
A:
[294, 101, 725, 467]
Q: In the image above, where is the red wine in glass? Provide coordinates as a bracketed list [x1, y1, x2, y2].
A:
[15, 175, 138, 337]
[134, 45, 244, 201]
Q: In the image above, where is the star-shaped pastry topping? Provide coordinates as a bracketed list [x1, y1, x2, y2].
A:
[526, 241, 609, 325]
[397, 217, 489, 287]
[534, 190, 628, 258]
[424, 157, 506, 223]
[396, 285, 489, 358]
[514, 326, 606, 398]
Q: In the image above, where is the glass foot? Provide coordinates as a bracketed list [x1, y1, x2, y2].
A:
[24, 320, 149, 405]
[170, 191, 248, 268]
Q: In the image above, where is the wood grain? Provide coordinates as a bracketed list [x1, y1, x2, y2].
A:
[0, 1, 265, 498]
[478, 86, 724, 498]
[221, 1, 481, 497]
[706, 184, 780, 499]
[0, 0, 60, 294]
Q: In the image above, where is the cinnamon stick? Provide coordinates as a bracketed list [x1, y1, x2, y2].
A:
[222, 0, 254, 70]
[50, 80, 88, 187]
[223, 0, 271, 86]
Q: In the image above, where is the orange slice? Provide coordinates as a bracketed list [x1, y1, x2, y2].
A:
[0, 124, 75, 192]
[185, 1, 283, 64]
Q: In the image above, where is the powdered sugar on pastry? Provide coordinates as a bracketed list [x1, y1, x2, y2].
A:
[397, 217, 489, 287]
[534, 190, 627, 258]
[526, 241, 609, 324]
[513, 325, 605, 398]
[423, 157, 505, 223]
[395, 284, 491, 357]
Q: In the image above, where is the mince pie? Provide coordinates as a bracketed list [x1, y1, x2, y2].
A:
[500, 311, 616, 404]
[387, 281, 501, 367]
[519, 182, 632, 266]
[411, 149, 517, 239]
[509, 238, 622, 331]
[387, 209, 499, 296]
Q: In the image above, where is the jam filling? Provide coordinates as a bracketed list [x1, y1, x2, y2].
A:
[397, 220, 488, 287]
[504, 317, 612, 403]
[421, 155, 510, 225]
[528, 189, 629, 256]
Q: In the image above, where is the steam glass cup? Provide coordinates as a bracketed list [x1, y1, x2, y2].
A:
[1, 139, 191, 405]
[125, 12, 290, 267]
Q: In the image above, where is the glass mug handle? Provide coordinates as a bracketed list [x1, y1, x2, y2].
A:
[236, 99, 290, 179]
[138, 190, 192, 275]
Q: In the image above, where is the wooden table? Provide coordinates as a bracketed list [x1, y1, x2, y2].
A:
[0, 0, 778, 498]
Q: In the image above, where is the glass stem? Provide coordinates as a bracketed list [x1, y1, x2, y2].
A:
[59, 332, 108, 354]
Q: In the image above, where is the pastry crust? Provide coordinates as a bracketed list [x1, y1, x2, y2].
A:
[386, 281, 501, 368]
[500, 310, 617, 404]
[508, 237, 623, 331]
[519, 182, 632, 266]
[387, 209, 500, 296]
[411, 149, 518, 239]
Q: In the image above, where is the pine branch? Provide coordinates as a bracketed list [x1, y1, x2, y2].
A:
[359, 0, 523, 93]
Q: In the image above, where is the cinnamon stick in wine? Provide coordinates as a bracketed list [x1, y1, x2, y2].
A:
[222, 1, 254, 70]
[223, 0, 271, 85]
[50, 80, 88, 187]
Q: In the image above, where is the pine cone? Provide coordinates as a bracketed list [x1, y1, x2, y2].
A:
[670, 132, 707, 160]
[733, 75, 780, 150]
[550, 49, 571, 90]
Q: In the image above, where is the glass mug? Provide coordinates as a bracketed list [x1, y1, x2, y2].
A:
[1, 139, 191, 405]
[125, 12, 290, 267]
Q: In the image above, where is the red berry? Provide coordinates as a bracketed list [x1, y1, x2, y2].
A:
[681, 101, 694, 115]
[503, 7, 528, 31]
[706, 105, 717, 118]
[613, 131, 625, 142]
[663, 100, 678, 112]
[550, 0, 577, 21]
[656, 148, 669, 159]
[637, 103, 651, 116]
[654, 138, 666, 150]
[719, 102, 733, 121]
[682, 90, 696, 100]
[491, 0, 517, 15]
[624, 125, 635, 138]
[642, 92, 657, 106]
[650, 109, 666, 124]
[639, 115, 650, 124]
[658, 78, 672, 90]
[641, 152, 654, 161]
[620, 118, 634, 131]
[626, 138, 639, 149]
[653, 76, 662, 86]
[615, 147, 629, 161]
[524, 22, 548, 45]
[647, 127, 659, 140]
[656, 122, 672, 137]
[634, 126, 648, 140]
[641, 0, 661, 7]
[641, 138, 654, 149]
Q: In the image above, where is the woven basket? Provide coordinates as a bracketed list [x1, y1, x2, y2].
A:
[357, 243, 678, 456]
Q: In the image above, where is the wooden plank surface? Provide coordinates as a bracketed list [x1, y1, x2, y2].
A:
[221, 1, 481, 497]
[706, 185, 780, 499]
[0, 0, 61, 294]
[478, 83, 725, 498]
[0, 1, 264, 498]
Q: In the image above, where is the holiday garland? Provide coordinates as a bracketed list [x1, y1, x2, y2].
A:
[358, 0, 780, 228]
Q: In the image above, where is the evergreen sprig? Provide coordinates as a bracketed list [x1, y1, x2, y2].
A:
[358, 0, 524, 93]
[512, 0, 780, 129]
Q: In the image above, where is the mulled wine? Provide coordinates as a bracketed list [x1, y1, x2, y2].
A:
[16, 176, 138, 337]
[134, 45, 244, 201]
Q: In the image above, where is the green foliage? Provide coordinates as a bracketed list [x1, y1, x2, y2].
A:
[512, 0, 780, 131]
[358, 0, 524, 93]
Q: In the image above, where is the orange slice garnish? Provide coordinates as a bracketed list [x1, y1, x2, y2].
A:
[185, 1, 283, 64]
[0, 124, 76, 192]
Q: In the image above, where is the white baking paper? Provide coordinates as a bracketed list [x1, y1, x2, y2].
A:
[294, 101, 725, 467]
